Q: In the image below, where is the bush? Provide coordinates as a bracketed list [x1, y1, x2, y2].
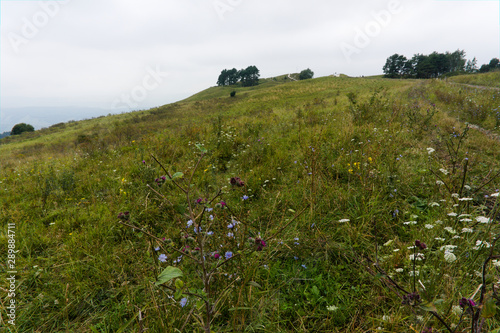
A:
[299, 68, 314, 80]
[230, 91, 236, 97]
[11, 123, 35, 135]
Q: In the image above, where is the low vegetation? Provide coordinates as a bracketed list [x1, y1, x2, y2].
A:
[1, 74, 500, 332]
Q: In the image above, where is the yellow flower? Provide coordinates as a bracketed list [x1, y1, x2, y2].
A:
[368, 157, 373, 163]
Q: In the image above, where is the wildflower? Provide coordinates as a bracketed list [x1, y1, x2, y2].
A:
[439, 168, 449, 175]
[242, 195, 249, 200]
[451, 193, 459, 198]
[409, 253, 425, 261]
[425, 224, 434, 229]
[301, 264, 307, 269]
[209, 215, 214, 221]
[440, 245, 457, 252]
[255, 238, 266, 251]
[476, 216, 490, 224]
[186, 219, 194, 228]
[403, 221, 417, 225]
[473, 240, 491, 250]
[435, 237, 446, 241]
[227, 232, 234, 238]
[294, 237, 299, 245]
[213, 252, 221, 259]
[444, 251, 457, 263]
[142, 160, 146, 164]
[402, 292, 421, 305]
[338, 218, 350, 223]
[230, 177, 244, 187]
[154, 246, 160, 251]
[206, 207, 213, 212]
[436, 180, 444, 186]
[180, 298, 188, 307]
[158, 254, 167, 262]
[429, 202, 440, 207]
[451, 305, 462, 316]
[326, 305, 339, 311]
[225, 251, 233, 260]
[207, 231, 214, 236]
[118, 211, 130, 221]
[427, 147, 435, 154]
[461, 228, 474, 233]
[395, 268, 403, 273]
[415, 240, 427, 250]
[491, 192, 499, 197]
[444, 227, 456, 234]
[458, 197, 473, 201]
[459, 297, 476, 309]
[447, 212, 457, 217]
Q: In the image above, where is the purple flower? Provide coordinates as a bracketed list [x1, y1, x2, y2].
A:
[118, 211, 130, 221]
[179, 298, 188, 307]
[154, 246, 160, 251]
[459, 297, 476, 309]
[158, 254, 167, 262]
[227, 232, 234, 238]
[230, 177, 245, 187]
[225, 251, 233, 260]
[415, 240, 427, 250]
[142, 160, 146, 164]
[186, 220, 194, 228]
[242, 195, 249, 200]
[213, 252, 221, 259]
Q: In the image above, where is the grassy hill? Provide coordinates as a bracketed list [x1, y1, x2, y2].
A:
[1, 74, 500, 332]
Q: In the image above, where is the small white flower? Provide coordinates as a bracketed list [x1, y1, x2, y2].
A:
[452, 305, 462, 316]
[403, 221, 417, 225]
[409, 253, 425, 261]
[444, 227, 456, 234]
[491, 192, 499, 197]
[440, 245, 457, 252]
[409, 270, 420, 276]
[393, 249, 400, 252]
[395, 268, 404, 273]
[436, 180, 445, 186]
[425, 224, 434, 229]
[435, 220, 443, 224]
[451, 193, 459, 198]
[444, 251, 457, 263]
[327, 305, 339, 311]
[429, 202, 440, 207]
[459, 214, 471, 218]
[459, 218, 472, 222]
[461, 228, 474, 233]
[464, 185, 471, 191]
[458, 197, 473, 201]
[435, 237, 446, 241]
[447, 212, 457, 217]
[476, 216, 490, 224]
[338, 218, 350, 223]
[440, 168, 449, 175]
[427, 147, 435, 154]
[382, 315, 391, 321]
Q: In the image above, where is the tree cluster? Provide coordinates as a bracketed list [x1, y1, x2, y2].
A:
[217, 66, 260, 87]
[383, 50, 467, 79]
[478, 58, 500, 73]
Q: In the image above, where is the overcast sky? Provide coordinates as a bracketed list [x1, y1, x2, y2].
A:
[1, 0, 499, 127]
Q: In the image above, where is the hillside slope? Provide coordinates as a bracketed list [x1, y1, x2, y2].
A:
[1, 75, 500, 332]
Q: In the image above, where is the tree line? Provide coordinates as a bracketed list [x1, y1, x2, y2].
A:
[383, 49, 499, 79]
[217, 66, 260, 87]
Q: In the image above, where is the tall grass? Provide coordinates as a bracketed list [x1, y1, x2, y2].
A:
[1, 75, 499, 332]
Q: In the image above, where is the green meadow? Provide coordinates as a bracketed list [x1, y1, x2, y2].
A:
[1, 71, 500, 332]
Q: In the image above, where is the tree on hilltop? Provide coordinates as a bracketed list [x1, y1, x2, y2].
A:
[299, 68, 314, 80]
[11, 123, 34, 135]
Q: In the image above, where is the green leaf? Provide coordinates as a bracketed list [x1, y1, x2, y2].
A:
[229, 307, 253, 311]
[175, 279, 184, 289]
[311, 285, 320, 297]
[195, 144, 207, 153]
[155, 266, 183, 286]
[418, 302, 438, 312]
[481, 297, 497, 318]
[172, 172, 184, 180]
[248, 281, 262, 289]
